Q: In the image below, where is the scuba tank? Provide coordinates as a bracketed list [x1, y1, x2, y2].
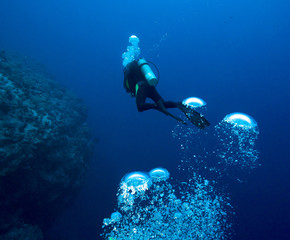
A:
[138, 58, 159, 87]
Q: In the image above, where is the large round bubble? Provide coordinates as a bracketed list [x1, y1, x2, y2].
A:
[224, 112, 257, 129]
[124, 172, 149, 186]
[129, 35, 140, 46]
[182, 97, 207, 108]
[118, 171, 152, 210]
[122, 171, 152, 193]
[149, 167, 170, 182]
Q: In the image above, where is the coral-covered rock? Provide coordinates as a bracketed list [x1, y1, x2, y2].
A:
[0, 51, 93, 239]
[0, 224, 43, 240]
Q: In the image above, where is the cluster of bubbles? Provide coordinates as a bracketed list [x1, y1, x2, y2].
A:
[172, 99, 260, 182]
[173, 97, 211, 173]
[215, 113, 259, 173]
[117, 171, 153, 211]
[107, 39, 260, 239]
[102, 168, 232, 240]
[122, 35, 141, 67]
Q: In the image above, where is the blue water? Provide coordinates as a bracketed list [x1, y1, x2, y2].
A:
[1, 0, 290, 239]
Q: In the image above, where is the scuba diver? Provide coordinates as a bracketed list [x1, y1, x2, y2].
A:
[123, 58, 210, 129]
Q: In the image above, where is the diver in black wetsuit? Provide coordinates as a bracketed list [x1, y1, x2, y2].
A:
[123, 59, 210, 129]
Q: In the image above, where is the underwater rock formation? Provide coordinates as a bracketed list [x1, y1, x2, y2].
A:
[0, 51, 93, 239]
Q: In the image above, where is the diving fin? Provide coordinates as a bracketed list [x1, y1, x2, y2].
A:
[178, 103, 210, 129]
[186, 110, 210, 129]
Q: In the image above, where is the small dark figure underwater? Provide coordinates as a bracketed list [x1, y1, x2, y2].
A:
[123, 59, 210, 129]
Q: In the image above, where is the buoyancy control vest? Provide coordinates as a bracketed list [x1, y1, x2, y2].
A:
[124, 59, 158, 96]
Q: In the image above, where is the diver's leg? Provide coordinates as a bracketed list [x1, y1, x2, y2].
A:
[137, 102, 156, 111]
[154, 100, 186, 124]
[149, 89, 180, 109]
[136, 83, 156, 112]
[148, 87, 186, 124]
[163, 101, 179, 108]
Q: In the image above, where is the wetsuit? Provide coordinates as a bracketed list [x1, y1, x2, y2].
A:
[124, 61, 184, 123]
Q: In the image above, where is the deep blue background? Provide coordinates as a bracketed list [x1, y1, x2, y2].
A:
[0, 0, 290, 239]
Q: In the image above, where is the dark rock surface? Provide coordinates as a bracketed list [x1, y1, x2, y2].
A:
[0, 51, 93, 240]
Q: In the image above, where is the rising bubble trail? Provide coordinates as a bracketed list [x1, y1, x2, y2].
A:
[215, 112, 260, 175]
[102, 168, 232, 240]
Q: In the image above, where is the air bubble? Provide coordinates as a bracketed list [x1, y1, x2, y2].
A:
[182, 97, 207, 108]
[224, 112, 257, 129]
[149, 168, 170, 182]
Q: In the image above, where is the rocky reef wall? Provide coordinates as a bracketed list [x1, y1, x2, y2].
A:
[0, 51, 93, 239]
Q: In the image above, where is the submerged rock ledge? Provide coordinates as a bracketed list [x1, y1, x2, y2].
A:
[0, 51, 93, 239]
